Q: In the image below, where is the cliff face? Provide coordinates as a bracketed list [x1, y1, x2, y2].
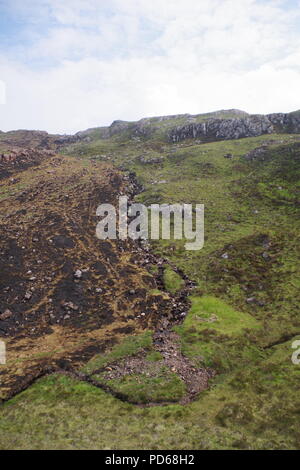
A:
[168, 112, 300, 143]
[74, 110, 300, 144]
[74, 110, 252, 142]
[268, 112, 300, 133]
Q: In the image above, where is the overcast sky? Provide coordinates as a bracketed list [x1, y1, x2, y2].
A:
[0, 0, 300, 134]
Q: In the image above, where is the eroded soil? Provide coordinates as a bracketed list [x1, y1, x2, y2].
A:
[0, 147, 212, 404]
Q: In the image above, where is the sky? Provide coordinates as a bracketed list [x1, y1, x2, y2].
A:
[0, 0, 300, 134]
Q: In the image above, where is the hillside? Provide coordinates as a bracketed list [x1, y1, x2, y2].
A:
[0, 110, 299, 450]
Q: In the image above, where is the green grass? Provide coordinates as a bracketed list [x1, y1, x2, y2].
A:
[163, 267, 184, 293]
[146, 351, 163, 362]
[1, 333, 299, 449]
[175, 296, 261, 370]
[94, 369, 186, 404]
[83, 333, 185, 404]
[1, 129, 300, 449]
[181, 296, 259, 335]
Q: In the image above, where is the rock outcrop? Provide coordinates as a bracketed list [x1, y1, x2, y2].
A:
[0, 129, 78, 150]
[168, 112, 300, 143]
[169, 115, 272, 142]
[73, 109, 300, 144]
[0, 148, 55, 164]
[268, 112, 300, 133]
[244, 145, 269, 161]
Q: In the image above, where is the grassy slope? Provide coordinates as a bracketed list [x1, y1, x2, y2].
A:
[0, 130, 300, 449]
[0, 334, 299, 450]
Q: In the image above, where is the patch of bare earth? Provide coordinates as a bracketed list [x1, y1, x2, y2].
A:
[96, 299, 214, 405]
[0, 153, 175, 400]
[153, 329, 214, 404]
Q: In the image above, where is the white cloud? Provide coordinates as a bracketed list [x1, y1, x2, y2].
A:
[0, 78, 6, 104]
[0, 0, 300, 133]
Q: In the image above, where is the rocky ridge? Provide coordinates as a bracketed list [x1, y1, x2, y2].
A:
[168, 112, 300, 143]
[74, 109, 300, 144]
[2, 109, 300, 148]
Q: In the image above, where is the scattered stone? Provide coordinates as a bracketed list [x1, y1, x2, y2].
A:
[139, 155, 164, 164]
[0, 309, 13, 321]
[208, 314, 218, 323]
[62, 301, 79, 311]
[244, 145, 268, 161]
[74, 269, 83, 279]
[196, 314, 218, 323]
